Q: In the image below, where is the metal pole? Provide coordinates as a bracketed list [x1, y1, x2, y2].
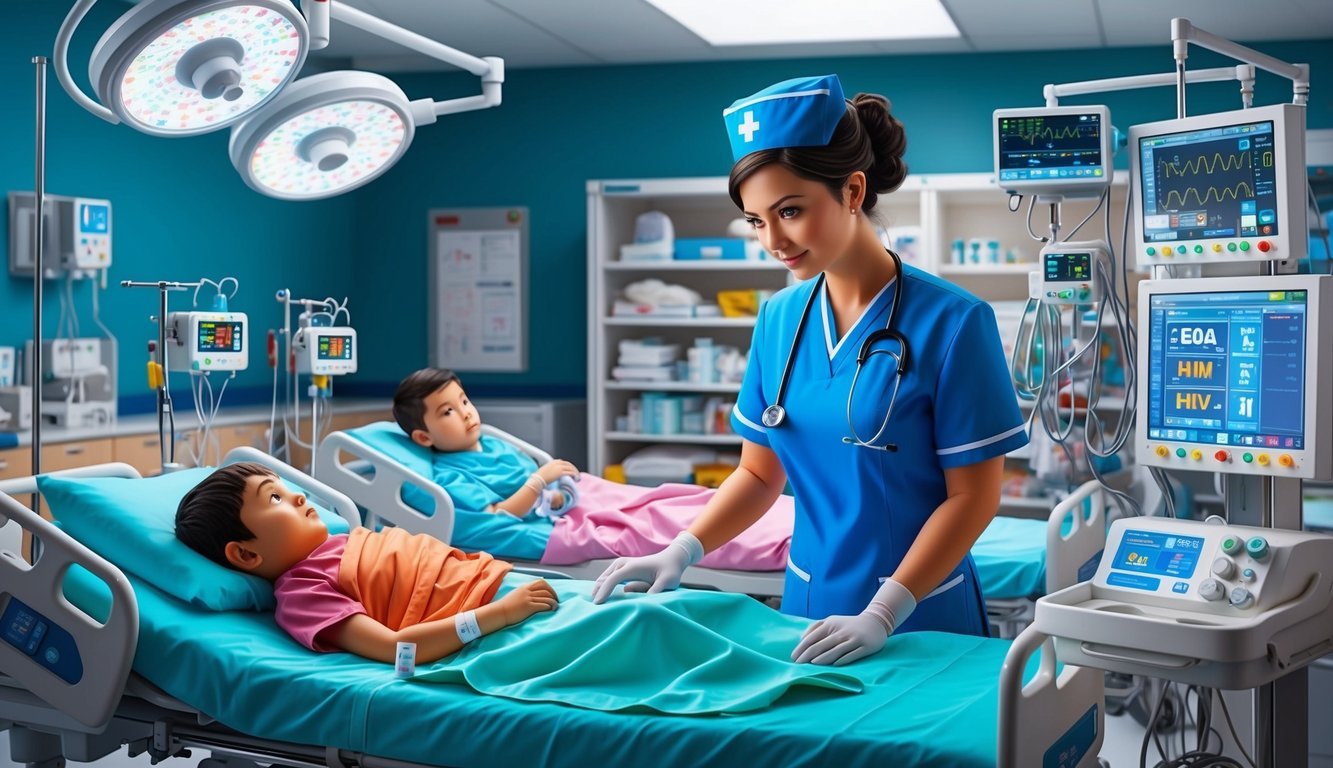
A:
[31, 56, 47, 503]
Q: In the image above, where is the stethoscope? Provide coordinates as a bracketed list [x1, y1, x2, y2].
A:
[760, 249, 911, 452]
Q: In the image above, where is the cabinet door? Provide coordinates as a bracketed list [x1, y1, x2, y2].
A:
[113, 434, 166, 476]
[215, 422, 270, 459]
[0, 447, 31, 557]
[41, 440, 114, 472]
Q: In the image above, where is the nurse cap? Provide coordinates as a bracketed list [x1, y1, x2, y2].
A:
[722, 74, 847, 163]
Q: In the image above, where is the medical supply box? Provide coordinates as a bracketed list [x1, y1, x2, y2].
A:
[674, 238, 765, 261]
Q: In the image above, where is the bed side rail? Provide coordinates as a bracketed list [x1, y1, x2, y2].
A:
[0, 482, 139, 732]
[997, 624, 1104, 768]
[1045, 478, 1107, 594]
[224, 447, 363, 531]
[311, 432, 456, 543]
[480, 424, 554, 465]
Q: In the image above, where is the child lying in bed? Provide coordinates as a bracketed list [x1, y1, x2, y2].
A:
[175, 462, 558, 665]
[387, 368, 793, 570]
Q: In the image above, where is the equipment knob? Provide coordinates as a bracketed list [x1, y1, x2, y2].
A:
[1211, 557, 1237, 580]
[1229, 587, 1255, 609]
[1239, 241, 1251, 252]
[1256, 453, 1270, 466]
[1199, 579, 1225, 601]
[1221, 536, 1244, 556]
[1246, 537, 1270, 561]
[1155, 445, 1169, 458]
[1190, 449, 1203, 461]
[1176, 447, 1187, 458]
[1278, 454, 1294, 468]
[1241, 568, 1256, 583]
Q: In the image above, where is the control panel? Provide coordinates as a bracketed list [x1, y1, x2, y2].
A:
[1034, 240, 1107, 305]
[1, 596, 83, 685]
[70, 197, 112, 270]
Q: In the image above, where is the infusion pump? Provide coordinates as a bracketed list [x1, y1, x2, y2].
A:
[294, 326, 357, 376]
[1035, 516, 1333, 689]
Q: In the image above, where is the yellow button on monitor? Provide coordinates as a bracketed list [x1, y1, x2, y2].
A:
[1256, 453, 1270, 466]
[1155, 446, 1169, 458]
[1190, 449, 1203, 460]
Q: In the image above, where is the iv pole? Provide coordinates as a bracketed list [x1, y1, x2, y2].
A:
[30, 57, 47, 511]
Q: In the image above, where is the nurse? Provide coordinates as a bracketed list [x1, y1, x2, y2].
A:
[592, 75, 1028, 666]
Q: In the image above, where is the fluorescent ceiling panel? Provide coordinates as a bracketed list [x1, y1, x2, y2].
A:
[644, 0, 960, 45]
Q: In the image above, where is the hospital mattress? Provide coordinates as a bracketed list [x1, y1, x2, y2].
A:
[971, 515, 1048, 599]
[70, 572, 1018, 768]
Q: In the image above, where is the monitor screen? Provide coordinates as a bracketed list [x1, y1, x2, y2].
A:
[197, 321, 244, 353]
[1138, 118, 1279, 242]
[1044, 250, 1092, 282]
[1111, 529, 1205, 581]
[317, 334, 353, 360]
[79, 203, 109, 234]
[996, 112, 1107, 185]
[1146, 288, 1306, 450]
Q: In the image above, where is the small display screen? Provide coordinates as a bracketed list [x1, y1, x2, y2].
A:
[79, 203, 109, 234]
[1139, 118, 1279, 241]
[197, 321, 244, 353]
[317, 334, 353, 360]
[1044, 251, 1092, 282]
[1112, 529, 1205, 579]
[1146, 289, 1306, 449]
[997, 112, 1106, 183]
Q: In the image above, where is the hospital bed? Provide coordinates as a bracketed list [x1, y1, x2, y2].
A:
[315, 425, 1110, 636]
[0, 453, 1104, 768]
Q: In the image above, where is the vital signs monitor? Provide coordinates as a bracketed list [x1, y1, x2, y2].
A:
[1136, 275, 1332, 481]
[1130, 103, 1307, 267]
[993, 105, 1113, 199]
[167, 312, 248, 372]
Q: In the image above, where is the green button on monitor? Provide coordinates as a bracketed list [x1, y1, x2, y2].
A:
[1194, 244, 1204, 254]
[1239, 241, 1250, 251]
[1222, 536, 1243, 555]
[1146, 247, 1156, 256]
[1176, 448, 1187, 458]
[1243, 453, 1254, 463]
[1246, 537, 1270, 561]
[1227, 242, 1238, 251]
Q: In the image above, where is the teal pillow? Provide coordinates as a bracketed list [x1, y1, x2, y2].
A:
[38, 467, 351, 612]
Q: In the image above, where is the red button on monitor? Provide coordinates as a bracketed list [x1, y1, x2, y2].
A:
[1257, 241, 1272, 253]
[1214, 450, 1230, 462]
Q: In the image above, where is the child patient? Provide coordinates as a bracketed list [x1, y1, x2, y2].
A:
[175, 462, 558, 664]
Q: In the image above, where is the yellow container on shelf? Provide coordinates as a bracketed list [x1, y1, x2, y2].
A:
[603, 464, 627, 483]
[717, 290, 761, 318]
[692, 463, 737, 488]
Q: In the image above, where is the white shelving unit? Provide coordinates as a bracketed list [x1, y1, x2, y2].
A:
[587, 174, 1133, 476]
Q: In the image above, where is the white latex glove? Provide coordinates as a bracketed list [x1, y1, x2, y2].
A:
[791, 578, 917, 666]
[591, 532, 703, 604]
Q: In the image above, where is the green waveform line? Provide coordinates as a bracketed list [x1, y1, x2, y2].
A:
[1161, 182, 1255, 208]
[1009, 124, 1089, 146]
[1158, 151, 1250, 178]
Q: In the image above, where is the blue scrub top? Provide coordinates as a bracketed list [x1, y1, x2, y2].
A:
[731, 265, 1027, 633]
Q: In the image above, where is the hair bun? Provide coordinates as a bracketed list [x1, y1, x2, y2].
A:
[852, 93, 908, 195]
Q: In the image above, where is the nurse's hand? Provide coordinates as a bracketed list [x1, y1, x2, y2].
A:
[791, 613, 890, 666]
[590, 531, 704, 604]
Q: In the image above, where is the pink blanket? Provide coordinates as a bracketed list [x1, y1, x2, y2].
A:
[542, 475, 792, 571]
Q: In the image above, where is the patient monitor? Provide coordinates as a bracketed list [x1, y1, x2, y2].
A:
[1136, 274, 1333, 481]
[1036, 516, 1333, 689]
[293, 326, 357, 376]
[1130, 103, 1307, 268]
[166, 312, 248, 372]
[993, 105, 1113, 199]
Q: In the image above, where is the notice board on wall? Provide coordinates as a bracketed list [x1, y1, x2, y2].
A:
[428, 207, 529, 372]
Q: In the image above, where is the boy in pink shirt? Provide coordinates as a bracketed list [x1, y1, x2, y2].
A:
[175, 462, 557, 665]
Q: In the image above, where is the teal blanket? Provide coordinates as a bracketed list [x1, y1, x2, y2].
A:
[413, 576, 859, 713]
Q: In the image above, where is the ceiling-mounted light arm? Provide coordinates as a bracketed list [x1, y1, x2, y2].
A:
[304, 0, 329, 50]
[1172, 18, 1309, 108]
[329, 2, 504, 127]
[1043, 65, 1255, 108]
[53, 0, 120, 125]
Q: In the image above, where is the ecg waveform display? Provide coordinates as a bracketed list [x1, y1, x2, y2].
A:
[1139, 119, 1278, 242]
[996, 112, 1106, 184]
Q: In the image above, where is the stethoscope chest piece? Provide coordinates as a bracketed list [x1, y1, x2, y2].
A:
[762, 404, 787, 428]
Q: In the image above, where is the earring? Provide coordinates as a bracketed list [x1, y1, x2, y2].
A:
[851, 208, 859, 216]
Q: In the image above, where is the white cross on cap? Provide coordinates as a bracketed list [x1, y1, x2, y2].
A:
[737, 111, 760, 143]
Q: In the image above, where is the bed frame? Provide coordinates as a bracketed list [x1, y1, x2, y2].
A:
[0, 455, 1103, 768]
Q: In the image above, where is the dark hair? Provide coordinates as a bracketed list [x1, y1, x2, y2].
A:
[175, 462, 276, 566]
[393, 367, 462, 435]
[728, 92, 908, 214]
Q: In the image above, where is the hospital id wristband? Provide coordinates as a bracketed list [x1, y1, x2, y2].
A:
[455, 610, 482, 645]
[864, 578, 916, 635]
[524, 474, 545, 494]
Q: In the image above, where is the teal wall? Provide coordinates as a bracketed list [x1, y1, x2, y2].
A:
[349, 39, 1333, 397]
[2, 0, 1329, 412]
[0, 1, 355, 414]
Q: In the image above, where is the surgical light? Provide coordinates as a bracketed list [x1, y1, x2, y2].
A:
[229, 71, 415, 200]
[60, 0, 309, 136]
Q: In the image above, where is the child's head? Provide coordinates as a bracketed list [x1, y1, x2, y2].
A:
[176, 462, 331, 581]
[393, 367, 482, 452]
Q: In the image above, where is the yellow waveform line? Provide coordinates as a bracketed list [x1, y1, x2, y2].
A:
[1161, 182, 1255, 208]
[1158, 151, 1250, 177]
[1010, 124, 1088, 145]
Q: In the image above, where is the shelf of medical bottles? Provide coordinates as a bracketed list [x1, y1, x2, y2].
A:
[606, 431, 742, 445]
[936, 263, 1039, 277]
[1149, 444, 1299, 471]
[604, 317, 757, 328]
[605, 261, 786, 272]
[605, 381, 742, 393]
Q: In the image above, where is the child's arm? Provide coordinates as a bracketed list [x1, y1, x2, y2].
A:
[490, 459, 580, 517]
[325, 579, 559, 664]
